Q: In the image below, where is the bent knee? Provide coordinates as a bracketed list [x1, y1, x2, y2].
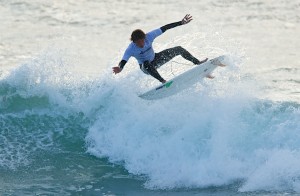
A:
[173, 46, 187, 52]
[173, 46, 183, 50]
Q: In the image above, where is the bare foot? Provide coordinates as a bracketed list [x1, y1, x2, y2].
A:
[206, 74, 215, 79]
[199, 58, 208, 64]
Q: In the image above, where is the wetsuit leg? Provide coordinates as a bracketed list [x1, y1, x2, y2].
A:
[153, 46, 201, 68]
[140, 46, 200, 83]
[142, 61, 165, 83]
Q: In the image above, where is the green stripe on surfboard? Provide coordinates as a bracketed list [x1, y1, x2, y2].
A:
[165, 81, 173, 88]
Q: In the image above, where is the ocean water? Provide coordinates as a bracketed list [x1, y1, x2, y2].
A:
[1, 0, 300, 195]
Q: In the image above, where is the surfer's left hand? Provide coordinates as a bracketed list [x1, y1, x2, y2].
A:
[181, 14, 193, 25]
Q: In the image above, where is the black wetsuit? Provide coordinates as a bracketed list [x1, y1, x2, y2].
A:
[118, 21, 201, 83]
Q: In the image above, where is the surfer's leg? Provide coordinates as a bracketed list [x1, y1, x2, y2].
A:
[174, 46, 201, 64]
[154, 46, 206, 68]
[142, 61, 166, 83]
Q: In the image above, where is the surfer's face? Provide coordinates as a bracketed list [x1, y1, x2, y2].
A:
[134, 39, 145, 48]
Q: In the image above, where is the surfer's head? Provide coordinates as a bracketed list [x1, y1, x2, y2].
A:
[131, 29, 145, 48]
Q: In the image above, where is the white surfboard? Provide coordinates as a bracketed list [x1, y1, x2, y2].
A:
[139, 55, 227, 100]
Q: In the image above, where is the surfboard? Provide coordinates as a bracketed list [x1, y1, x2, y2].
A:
[139, 55, 227, 100]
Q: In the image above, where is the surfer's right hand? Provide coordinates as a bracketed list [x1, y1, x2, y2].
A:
[112, 67, 122, 74]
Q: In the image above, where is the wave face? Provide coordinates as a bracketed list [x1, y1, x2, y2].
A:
[1, 49, 300, 193]
[0, 50, 89, 170]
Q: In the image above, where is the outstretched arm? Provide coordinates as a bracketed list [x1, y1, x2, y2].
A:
[113, 47, 132, 74]
[160, 14, 193, 33]
[112, 60, 127, 74]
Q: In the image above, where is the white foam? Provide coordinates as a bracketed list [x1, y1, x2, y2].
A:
[85, 54, 300, 191]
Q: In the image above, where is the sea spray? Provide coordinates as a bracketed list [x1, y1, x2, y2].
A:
[85, 54, 300, 191]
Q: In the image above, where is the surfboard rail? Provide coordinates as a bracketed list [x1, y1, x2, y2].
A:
[139, 55, 227, 100]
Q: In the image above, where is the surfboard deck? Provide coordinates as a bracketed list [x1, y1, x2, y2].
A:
[139, 55, 227, 100]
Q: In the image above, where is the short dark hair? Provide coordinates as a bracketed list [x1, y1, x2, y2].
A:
[130, 29, 145, 42]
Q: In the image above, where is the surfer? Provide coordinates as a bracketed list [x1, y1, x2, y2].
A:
[112, 14, 208, 83]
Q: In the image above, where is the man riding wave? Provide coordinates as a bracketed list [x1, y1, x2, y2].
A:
[112, 14, 208, 83]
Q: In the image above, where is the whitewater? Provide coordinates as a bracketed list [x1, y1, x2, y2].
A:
[1, 0, 300, 195]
